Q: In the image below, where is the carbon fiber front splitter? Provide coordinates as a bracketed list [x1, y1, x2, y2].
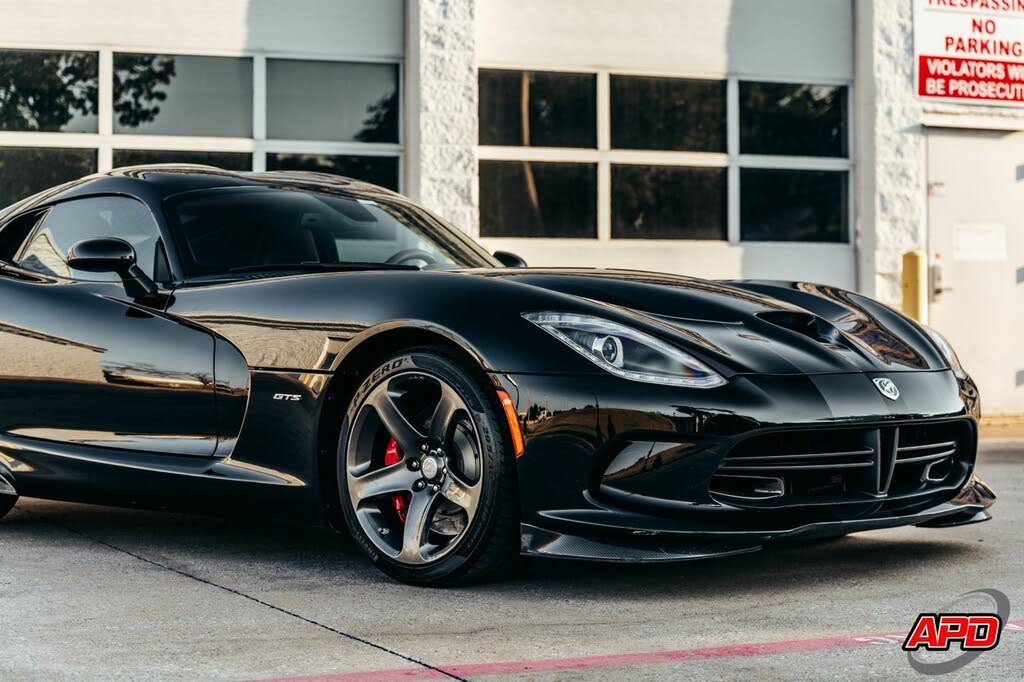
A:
[520, 475, 995, 562]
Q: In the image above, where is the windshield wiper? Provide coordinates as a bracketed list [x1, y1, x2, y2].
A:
[227, 262, 420, 273]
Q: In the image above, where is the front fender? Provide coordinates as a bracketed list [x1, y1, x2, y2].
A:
[165, 271, 621, 375]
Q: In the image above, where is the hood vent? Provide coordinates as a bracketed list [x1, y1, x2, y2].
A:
[755, 311, 847, 350]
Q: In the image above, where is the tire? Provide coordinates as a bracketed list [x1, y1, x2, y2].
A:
[0, 495, 17, 520]
[337, 347, 519, 586]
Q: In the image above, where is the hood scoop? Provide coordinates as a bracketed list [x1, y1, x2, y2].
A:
[755, 311, 852, 353]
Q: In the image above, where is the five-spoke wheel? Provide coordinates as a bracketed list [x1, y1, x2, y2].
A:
[337, 349, 517, 585]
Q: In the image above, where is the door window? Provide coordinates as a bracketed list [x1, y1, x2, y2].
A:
[0, 210, 44, 263]
[14, 196, 162, 281]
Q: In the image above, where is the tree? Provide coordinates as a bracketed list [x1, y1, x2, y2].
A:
[0, 50, 177, 132]
[0, 51, 97, 131]
[354, 89, 399, 143]
[112, 54, 177, 128]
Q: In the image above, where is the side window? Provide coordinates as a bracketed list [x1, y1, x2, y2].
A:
[14, 196, 162, 282]
[0, 211, 44, 264]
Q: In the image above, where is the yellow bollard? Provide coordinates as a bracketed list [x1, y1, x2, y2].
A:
[902, 250, 927, 322]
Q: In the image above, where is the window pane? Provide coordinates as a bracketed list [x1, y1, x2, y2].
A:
[16, 196, 162, 281]
[0, 211, 43, 263]
[479, 161, 596, 238]
[113, 149, 251, 171]
[740, 169, 848, 242]
[267, 60, 398, 143]
[611, 76, 725, 152]
[0, 147, 96, 207]
[0, 49, 98, 133]
[167, 187, 495, 278]
[740, 82, 848, 157]
[479, 70, 596, 148]
[113, 54, 253, 137]
[612, 165, 726, 240]
[266, 153, 399, 190]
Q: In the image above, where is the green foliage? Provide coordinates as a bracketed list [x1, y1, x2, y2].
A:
[0, 51, 97, 132]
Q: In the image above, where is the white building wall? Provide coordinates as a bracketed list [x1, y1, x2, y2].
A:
[4, 0, 1016, 311]
[478, 0, 852, 80]
[0, 0, 406, 194]
[859, 0, 1024, 305]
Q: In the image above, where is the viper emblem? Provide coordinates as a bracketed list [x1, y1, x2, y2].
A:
[873, 378, 900, 401]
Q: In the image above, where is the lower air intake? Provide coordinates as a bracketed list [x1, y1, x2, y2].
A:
[709, 420, 974, 509]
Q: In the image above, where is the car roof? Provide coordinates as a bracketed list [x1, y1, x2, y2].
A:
[10, 164, 404, 214]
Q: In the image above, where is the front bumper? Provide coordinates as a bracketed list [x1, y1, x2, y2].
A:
[520, 475, 995, 561]
[496, 369, 993, 562]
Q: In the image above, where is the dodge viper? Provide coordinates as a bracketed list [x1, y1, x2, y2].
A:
[0, 166, 996, 585]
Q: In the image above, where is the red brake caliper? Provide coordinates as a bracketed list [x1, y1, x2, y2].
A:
[384, 437, 410, 523]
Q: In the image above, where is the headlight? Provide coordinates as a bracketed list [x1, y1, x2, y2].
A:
[924, 326, 968, 379]
[523, 312, 726, 388]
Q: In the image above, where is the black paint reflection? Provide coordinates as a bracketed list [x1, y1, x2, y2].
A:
[0, 279, 218, 455]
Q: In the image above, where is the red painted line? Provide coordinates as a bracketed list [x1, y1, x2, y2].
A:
[258, 620, 1024, 682]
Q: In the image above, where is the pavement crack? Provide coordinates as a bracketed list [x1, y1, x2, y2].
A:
[20, 508, 465, 681]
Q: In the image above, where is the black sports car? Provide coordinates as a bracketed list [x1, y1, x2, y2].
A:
[0, 166, 995, 585]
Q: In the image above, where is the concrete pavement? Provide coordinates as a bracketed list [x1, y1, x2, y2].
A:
[1, 440, 1021, 681]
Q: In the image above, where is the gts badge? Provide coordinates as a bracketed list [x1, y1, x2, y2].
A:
[273, 393, 302, 402]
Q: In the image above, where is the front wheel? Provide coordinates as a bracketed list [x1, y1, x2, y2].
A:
[337, 349, 518, 586]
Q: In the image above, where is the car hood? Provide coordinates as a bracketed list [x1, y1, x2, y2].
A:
[475, 268, 947, 376]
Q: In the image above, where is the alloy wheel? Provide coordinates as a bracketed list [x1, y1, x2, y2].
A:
[345, 371, 483, 565]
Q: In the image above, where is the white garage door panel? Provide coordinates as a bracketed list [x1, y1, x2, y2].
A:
[0, 0, 404, 58]
[477, 0, 853, 79]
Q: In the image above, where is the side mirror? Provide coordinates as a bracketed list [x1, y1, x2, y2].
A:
[492, 250, 527, 268]
[67, 237, 158, 299]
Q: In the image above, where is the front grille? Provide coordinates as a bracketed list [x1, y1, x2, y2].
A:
[709, 420, 974, 508]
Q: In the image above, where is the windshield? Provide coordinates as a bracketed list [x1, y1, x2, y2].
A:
[164, 186, 499, 278]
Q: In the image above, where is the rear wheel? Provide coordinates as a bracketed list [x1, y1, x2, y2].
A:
[337, 348, 518, 586]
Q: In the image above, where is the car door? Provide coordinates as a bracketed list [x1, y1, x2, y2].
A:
[0, 195, 219, 456]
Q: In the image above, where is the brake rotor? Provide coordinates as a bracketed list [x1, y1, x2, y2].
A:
[430, 502, 467, 536]
[428, 420, 477, 537]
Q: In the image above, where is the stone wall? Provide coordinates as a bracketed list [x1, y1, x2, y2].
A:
[405, 0, 479, 235]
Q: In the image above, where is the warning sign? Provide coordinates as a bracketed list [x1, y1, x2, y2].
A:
[915, 0, 1024, 105]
